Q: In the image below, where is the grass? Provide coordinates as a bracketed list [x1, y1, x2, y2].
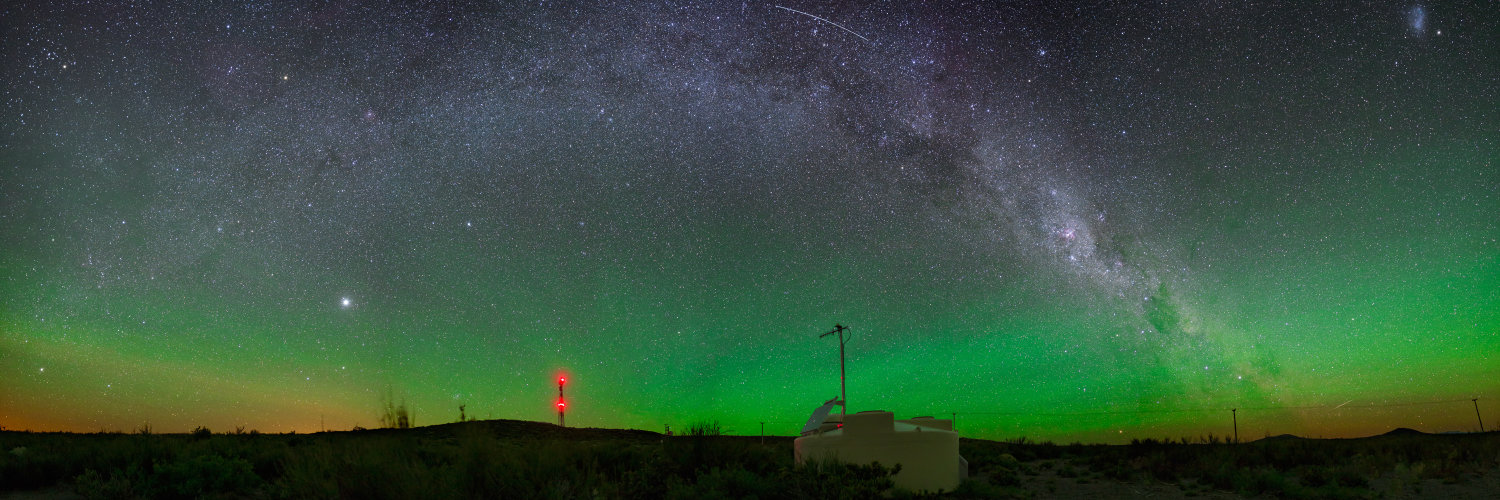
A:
[2, 423, 1497, 499]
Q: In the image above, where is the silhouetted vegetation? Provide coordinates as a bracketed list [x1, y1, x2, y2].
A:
[0, 421, 899, 499]
[960, 431, 1500, 499]
[1, 424, 1496, 498]
[686, 420, 723, 437]
[378, 393, 414, 429]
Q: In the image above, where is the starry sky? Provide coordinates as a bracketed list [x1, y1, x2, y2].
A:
[2, 1, 1496, 442]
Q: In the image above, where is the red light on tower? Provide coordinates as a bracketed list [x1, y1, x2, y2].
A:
[556, 372, 567, 428]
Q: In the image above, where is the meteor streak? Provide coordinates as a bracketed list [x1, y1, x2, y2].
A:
[774, 5, 871, 43]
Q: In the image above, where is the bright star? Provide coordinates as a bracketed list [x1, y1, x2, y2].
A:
[340, 297, 352, 308]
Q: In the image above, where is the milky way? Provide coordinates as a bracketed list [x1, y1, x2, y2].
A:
[2, 1, 1496, 441]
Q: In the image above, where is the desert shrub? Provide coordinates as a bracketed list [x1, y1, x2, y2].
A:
[986, 463, 1023, 487]
[1098, 460, 1134, 482]
[450, 429, 520, 498]
[1, 434, 178, 492]
[1, 443, 70, 490]
[1234, 466, 1291, 496]
[663, 435, 770, 478]
[687, 421, 723, 437]
[379, 394, 414, 429]
[151, 453, 259, 499]
[280, 435, 456, 500]
[665, 466, 775, 499]
[272, 444, 338, 500]
[1300, 464, 1331, 487]
[784, 459, 899, 499]
[1200, 461, 1237, 491]
[1330, 464, 1368, 488]
[204, 434, 290, 480]
[74, 466, 142, 500]
[995, 453, 1020, 470]
[613, 449, 673, 497]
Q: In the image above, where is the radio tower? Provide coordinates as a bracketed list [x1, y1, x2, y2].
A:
[557, 375, 567, 427]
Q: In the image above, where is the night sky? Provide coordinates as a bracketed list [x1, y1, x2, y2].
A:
[3, 1, 1496, 443]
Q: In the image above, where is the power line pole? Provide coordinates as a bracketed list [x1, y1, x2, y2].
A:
[820, 324, 850, 419]
[1231, 409, 1238, 444]
[760, 422, 765, 444]
[1474, 398, 1485, 433]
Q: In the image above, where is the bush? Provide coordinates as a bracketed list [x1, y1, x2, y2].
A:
[687, 421, 723, 437]
[784, 459, 899, 499]
[152, 453, 259, 499]
[74, 467, 140, 500]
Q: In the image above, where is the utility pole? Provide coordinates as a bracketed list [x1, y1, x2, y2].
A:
[1475, 398, 1485, 433]
[760, 422, 765, 444]
[1231, 409, 1238, 444]
[820, 324, 851, 419]
[557, 375, 567, 427]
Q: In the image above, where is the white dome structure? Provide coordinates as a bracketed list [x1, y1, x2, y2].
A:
[794, 408, 968, 493]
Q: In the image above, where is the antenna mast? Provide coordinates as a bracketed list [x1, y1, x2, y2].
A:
[820, 324, 851, 419]
[557, 375, 567, 427]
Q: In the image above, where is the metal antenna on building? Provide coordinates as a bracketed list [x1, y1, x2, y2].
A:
[820, 324, 851, 419]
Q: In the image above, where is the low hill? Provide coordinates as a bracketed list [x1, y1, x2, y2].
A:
[333, 418, 665, 441]
[1380, 427, 1427, 436]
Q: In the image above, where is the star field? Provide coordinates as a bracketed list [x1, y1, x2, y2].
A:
[2, 1, 1496, 442]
